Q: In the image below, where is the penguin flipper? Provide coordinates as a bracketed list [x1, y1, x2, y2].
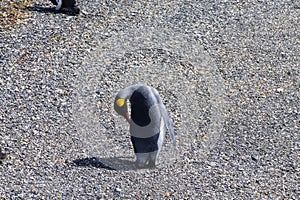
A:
[160, 104, 176, 147]
[151, 87, 176, 147]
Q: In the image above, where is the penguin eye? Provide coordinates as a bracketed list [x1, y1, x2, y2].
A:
[116, 98, 125, 107]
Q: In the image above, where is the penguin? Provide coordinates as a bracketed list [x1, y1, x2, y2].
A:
[49, 0, 80, 15]
[114, 84, 176, 168]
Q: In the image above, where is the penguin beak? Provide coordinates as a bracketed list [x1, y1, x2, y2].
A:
[115, 98, 131, 123]
[125, 112, 131, 123]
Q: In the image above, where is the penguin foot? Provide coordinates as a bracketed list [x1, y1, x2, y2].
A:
[135, 160, 156, 169]
[135, 161, 147, 169]
[147, 162, 156, 169]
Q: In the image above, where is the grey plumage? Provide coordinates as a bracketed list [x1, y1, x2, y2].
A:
[114, 84, 176, 168]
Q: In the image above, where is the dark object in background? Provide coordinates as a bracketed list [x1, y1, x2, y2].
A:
[0, 148, 7, 160]
[49, 0, 80, 15]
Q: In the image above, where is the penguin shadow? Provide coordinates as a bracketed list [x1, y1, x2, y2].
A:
[72, 156, 138, 171]
[26, 6, 78, 16]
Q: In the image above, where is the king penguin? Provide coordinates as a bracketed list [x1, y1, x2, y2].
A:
[114, 84, 176, 168]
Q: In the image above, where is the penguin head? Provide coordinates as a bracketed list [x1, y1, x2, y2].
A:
[114, 85, 146, 122]
[114, 97, 131, 122]
[114, 98, 126, 115]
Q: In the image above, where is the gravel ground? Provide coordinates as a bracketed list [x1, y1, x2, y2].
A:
[1, 0, 299, 199]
